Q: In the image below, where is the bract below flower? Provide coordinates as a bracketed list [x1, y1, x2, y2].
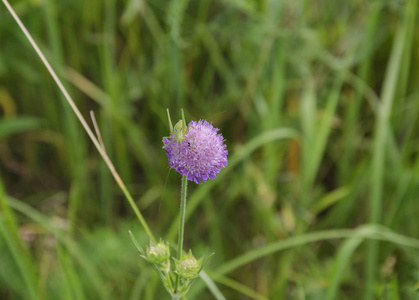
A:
[163, 120, 227, 184]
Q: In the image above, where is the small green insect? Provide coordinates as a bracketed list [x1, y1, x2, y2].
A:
[162, 108, 195, 150]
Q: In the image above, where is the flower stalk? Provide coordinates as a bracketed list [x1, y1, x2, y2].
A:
[175, 175, 188, 292]
[130, 109, 224, 298]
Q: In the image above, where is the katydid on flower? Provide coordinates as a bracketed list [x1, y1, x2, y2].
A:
[162, 108, 195, 151]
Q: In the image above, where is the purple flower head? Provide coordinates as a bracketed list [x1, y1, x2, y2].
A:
[163, 120, 228, 184]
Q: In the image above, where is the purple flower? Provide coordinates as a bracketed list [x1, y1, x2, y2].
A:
[163, 120, 228, 184]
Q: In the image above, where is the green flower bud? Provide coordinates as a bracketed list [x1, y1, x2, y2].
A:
[146, 241, 170, 272]
[174, 250, 201, 280]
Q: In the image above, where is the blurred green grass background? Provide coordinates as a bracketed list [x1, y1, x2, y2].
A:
[1, 0, 419, 299]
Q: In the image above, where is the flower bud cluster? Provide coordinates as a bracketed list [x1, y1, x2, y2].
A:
[131, 235, 213, 298]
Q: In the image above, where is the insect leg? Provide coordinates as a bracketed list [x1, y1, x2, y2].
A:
[165, 144, 182, 155]
[162, 137, 177, 149]
[184, 136, 195, 151]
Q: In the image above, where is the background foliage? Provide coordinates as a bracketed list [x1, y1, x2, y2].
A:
[1, 0, 419, 299]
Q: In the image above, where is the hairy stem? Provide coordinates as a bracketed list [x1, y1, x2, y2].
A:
[175, 175, 188, 293]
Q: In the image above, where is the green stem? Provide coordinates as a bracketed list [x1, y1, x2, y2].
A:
[175, 175, 188, 293]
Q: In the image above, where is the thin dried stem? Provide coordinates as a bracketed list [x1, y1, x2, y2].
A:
[2, 0, 155, 243]
[90, 111, 105, 150]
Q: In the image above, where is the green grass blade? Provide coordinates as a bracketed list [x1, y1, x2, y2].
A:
[365, 1, 414, 298]
[0, 117, 41, 138]
[0, 218, 38, 300]
[217, 225, 419, 276]
[208, 273, 268, 300]
[326, 238, 363, 300]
